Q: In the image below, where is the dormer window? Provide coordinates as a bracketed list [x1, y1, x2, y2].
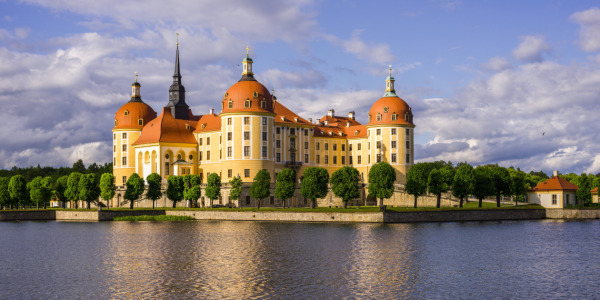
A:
[124, 110, 129, 116]
[253, 91, 259, 98]
[228, 100, 233, 109]
[138, 119, 143, 126]
[114, 120, 118, 126]
[281, 116, 286, 121]
[354, 130, 359, 136]
[376, 113, 382, 121]
[339, 132, 343, 136]
[261, 101, 266, 109]
[224, 92, 228, 99]
[245, 99, 251, 108]
[391, 113, 397, 121]
[186, 124, 190, 130]
[368, 115, 371, 122]
[405, 112, 409, 121]
[346, 122, 350, 128]
[294, 117, 298, 122]
[201, 124, 206, 129]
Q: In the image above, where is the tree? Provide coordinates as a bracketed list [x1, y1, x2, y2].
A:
[100, 173, 116, 208]
[368, 162, 396, 209]
[0, 177, 10, 209]
[166, 175, 185, 208]
[79, 173, 100, 209]
[473, 166, 495, 208]
[183, 174, 201, 207]
[488, 165, 512, 207]
[275, 169, 295, 208]
[428, 168, 448, 208]
[331, 166, 360, 209]
[205, 173, 221, 208]
[9, 175, 28, 209]
[452, 164, 474, 208]
[145, 173, 162, 209]
[54, 175, 68, 208]
[573, 173, 594, 205]
[300, 167, 329, 209]
[65, 172, 82, 208]
[29, 176, 44, 209]
[124, 173, 144, 209]
[72, 159, 86, 173]
[406, 163, 434, 208]
[229, 175, 242, 207]
[250, 170, 271, 209]
[509, 168, 526, 206]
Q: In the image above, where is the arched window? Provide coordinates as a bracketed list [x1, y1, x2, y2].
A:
[177, 154, 182, 160]
[376, 113, 382, 121]
[245, 99, 251, 108]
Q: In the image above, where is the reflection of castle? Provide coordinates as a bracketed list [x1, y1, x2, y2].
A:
[112, 45, 415, 206]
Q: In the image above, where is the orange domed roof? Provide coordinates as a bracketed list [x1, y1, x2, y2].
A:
[114, 101, 157, 130]
[221, 80, 274, 114]
[368, 96, 413, 126]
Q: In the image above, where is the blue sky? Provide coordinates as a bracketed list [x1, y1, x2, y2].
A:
[2, 0, 600, 174]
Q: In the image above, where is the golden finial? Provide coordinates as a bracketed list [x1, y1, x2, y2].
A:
[135, 72, 138, 82]
[176, 33, 179, 46]
[246, 45, 250, 57]
[388, 65, 392, 76]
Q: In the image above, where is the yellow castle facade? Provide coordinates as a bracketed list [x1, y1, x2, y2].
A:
[112, 46, 415, 206]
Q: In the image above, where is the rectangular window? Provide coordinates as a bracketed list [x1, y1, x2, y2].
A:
[552, 194, 557, 205]
[227, 132, 232, 141]
[325, 155, 329, 164]
[122, 144, 126, 152]
[262, 117, 267, 125]
[262, 132, 267, 141]
[392, 141, 397, 149]
[349, 156, 353, 164]
[290, 128, 296, 135]
[358, 156, 362, 164]
[122, 133, 127, 139]
[377, 129, 381, 135]
[392, 128, 397, 135]
[244, 146, 250, 156]
[245, 100, 250, 108]
[333, 156, 337, 164]
[333, 144, 337, 151]
[276, 127, 280, 134]
[368, 156, 371, 164]
[244, 117, 250, 125]
[406, 141, 410, 149]
[262, 146, 267, 157]
[377, 154, 382, 163]
[290, 138, 295, 149]
[113, 134, 116, 140]
[207, 151, 211, 160]
[342, 144, 345, 151]
[325, 143, 329, 151]
[368, 142, 370, 150]
[349, 144, 352, 151]
[392, 153, 397, 163]
[304, 142, 308, 150]
[228, 169, 232, 178]
[244, 132, 250, 140]
[358, 144, 362, 151]
[304, 129, 308, 136]
[227, 146, 232, 157]
[199, 138, 203, 145]
[406, 154, 410, 163]
[244, 169, 250, 177]
[227, 118, 232, 125]
[276, 153, 281, 162]
[304, 154, 309, 163]
[246, 196, 250, 205]
[377, 141, 381, 149]
[316, 142, 320, 150]
[261, 101, 267, 109]
[406, 129, 410, 136]
[207, 137, 210, 145]
[122, 156, 127, 166]
[276, 140, 281, 148]
[341, 156, 345, 165]
[316, 155, 320, 164]
[199, 152, 202, 161]
[123, 176, 127, 184]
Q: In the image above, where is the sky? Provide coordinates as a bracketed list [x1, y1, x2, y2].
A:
[2, 0, 600, 175]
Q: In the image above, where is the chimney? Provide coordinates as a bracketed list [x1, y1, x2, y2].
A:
[308, 118, 312, 123]
[348, 111, 355, 120]
[209, 108, 214, 115]
[324, 120, 329, 126]
[553, 170, 559, 177]
[328, 109, 334, 117]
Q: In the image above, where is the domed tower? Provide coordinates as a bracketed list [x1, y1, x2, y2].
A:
[113, 75, 157, 186]
[366, 66, 415, 184]
[219, 48, 276, 182]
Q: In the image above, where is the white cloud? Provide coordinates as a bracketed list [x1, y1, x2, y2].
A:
[323, 30, 396, 66]
[570, 7, 600, 52]
[259, 69, 327, 89]
[512, 35, 550, 62]
[482, 56, 512, 71]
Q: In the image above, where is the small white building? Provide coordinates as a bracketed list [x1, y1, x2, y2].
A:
[528, 171, 578, 208]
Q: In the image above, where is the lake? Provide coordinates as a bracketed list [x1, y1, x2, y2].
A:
[0, 219, 599, 299]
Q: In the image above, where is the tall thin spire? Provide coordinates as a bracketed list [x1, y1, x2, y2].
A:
[166, 33, 189, 119]
[173, 33, 181, 83]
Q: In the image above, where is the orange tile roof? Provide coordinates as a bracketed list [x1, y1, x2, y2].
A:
[591, 187, 598, 194]
[273, 101, 313, 126]
[368, 96, 414, 126]
[193, 113, 221, 133]
[221, 80, 275, 114]
[133, 107, 197, 145]
[344, 124, 368, 139]
[318, 115, 362, 127]
[114, 101, 157, 130]
[530, 176, 579, 191]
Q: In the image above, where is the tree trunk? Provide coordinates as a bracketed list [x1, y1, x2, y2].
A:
[282, 199, 286, 209]
[74, 201, 78, 209]
[479, 198, 483, 208]
[88, 201, 91, 209]
[496, 194, 501, 207]
[514, 195, 517, 206]
[210, 199, 213, 208]
[414, 195, 418, 208]
[129, 200, 133, 209]
[36, 203, 39, 209]
[342, 201, 347, 209]
[377, 198, 383, 208]
[311, 200, 316, 209]
[459, 197, 463, 208]
[172, 201, 176, 208]
[436, 194, 441, 208]
[152, 200, 155, 209]
[257, 199, 261, 209]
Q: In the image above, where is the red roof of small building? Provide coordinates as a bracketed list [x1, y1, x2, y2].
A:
[530, 176, 579, 191]
[591, 187, 598, 194]
[133, 107, 197, 145]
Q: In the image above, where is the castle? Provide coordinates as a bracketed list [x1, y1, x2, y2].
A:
[112, 45, 415, 207]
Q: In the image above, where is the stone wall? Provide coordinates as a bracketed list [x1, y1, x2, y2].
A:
[0, 210, 55, 221]
[545, 209, 600, 219]
[383, 209, 546, 223]
[167, 210, 383, 223]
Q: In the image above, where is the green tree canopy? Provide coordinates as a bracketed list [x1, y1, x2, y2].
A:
[229, 175, 243, 206]
[166, 175, 185, 208]
[406, 162, 435, 208]
[183, 174, 201, 207]
[473, 166, 495, 208]
[9, 175, 28, 209]
[54, 175, 68, 208]
[72, 159, 86, 173]
[100, 173, 116, 207]
[79, 173, 100, 209]
[275, 169, 295, 208]
[428, 168, 448, 208]
[368, 162, 396, 209]
[65, 172, 82, 208]
[145, 173, 162, 209]
[0, 177, 10, 209]
[205, 173, 221, 208]
[508, 168, 527, 205]
[331, 166, 360, 208]
[488, 165, 512, 207]
[300, 167, 329, 208]
[29, 176, 45, 209]
[124, 173, 144, 209]
[250, 170, 271, 209]
[452, 164, 474, 207]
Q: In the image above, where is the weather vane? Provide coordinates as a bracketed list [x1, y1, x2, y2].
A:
[246, 45, 250, 56]
[389, 65, 392, 76]
[176, 33, 179, 45]
[135, 71, 138, 82]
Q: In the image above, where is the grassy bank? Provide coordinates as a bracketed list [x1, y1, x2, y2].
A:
[113, 215, 195, 221]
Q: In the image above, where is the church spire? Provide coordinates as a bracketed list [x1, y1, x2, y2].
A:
[166, 33, 189, 119]
[383, 65, 397, 97]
